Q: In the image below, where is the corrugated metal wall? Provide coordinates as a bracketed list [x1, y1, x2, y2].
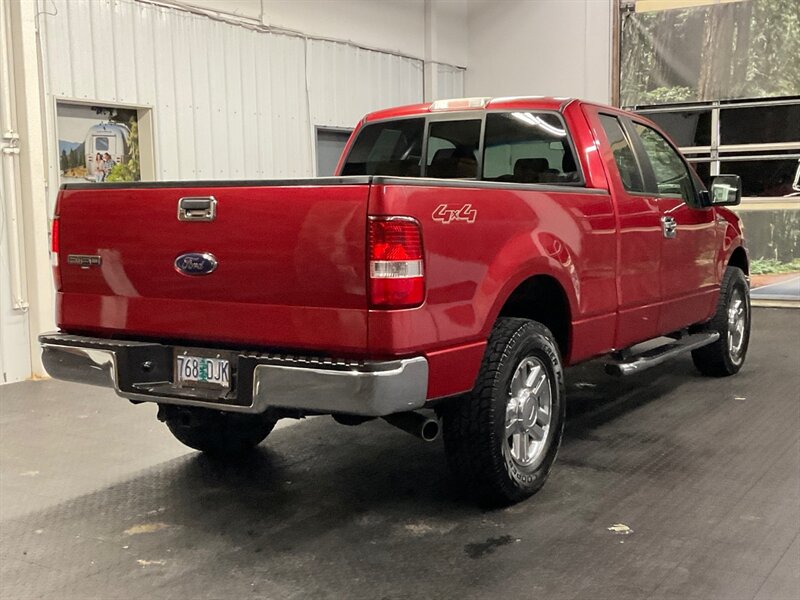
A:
[436, 64, 466, 100]
[40, 0, 448, 184]
[307, 40, 423, 129]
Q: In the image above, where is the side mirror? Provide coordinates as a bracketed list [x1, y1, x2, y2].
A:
[709, 174, 742, 206]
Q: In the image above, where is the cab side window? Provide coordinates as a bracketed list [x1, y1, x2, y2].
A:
[599, 114, 645, 193]
[482, 112, 582, 184]
[633, 123, 696, 204]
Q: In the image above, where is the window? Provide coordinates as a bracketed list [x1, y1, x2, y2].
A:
[599, 115, 645, 193]
[340, 118, 424, 176]
[720, 105, 800, 145]
[647, 110, 712, 148]
[94, 136, 109, 151]
[425, 119, 481, 179]
[633, 100, 800, 198]
[719, 158, 799, 197]
[315, 128, 352, 176]
[482, 112, 581, 184]
[633, 123, 695, 203]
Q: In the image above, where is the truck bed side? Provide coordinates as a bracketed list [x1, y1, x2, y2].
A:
[367, 177, 618, 399]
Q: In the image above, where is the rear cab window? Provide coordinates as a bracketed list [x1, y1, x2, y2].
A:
[340, 118, 424, 176]
[483, 112, 582, 184]
[341, 108, 585, 185]
[426, 119, 482, 179]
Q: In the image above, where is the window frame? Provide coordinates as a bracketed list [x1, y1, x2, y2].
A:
[598, 112, 649, 195]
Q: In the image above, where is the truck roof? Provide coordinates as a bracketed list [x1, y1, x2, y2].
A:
[363, 96, 577, 122]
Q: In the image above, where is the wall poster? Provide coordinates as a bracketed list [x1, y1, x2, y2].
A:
[56, 102, 142, 185]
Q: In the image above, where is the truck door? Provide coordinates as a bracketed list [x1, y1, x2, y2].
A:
[592, 111, 663, 347]
[626, 120, 718, 333]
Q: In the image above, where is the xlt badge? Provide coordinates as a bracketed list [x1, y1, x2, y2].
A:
[67, 254, 102, 269]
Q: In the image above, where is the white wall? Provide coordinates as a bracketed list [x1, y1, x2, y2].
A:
[0, 0, 29, 384]
[465, 0, 612, 103]
[428, 0, 468, 68]
[2, 0, 46, 384]
[178, 0, 426, 57]
[173, 0, 468, 67]
[0, 160, 33, 384]
[172, 0, 468, 101]
[257, 0, 428, 59]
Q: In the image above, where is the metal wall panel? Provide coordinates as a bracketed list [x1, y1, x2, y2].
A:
[435, 63, 466, 100]
[434, 63, 464, 100]
[40, 0, 426, 182]
[307, 39, 423, 129]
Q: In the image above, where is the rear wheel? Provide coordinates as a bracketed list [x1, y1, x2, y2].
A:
[442, 318, 566, 506]
[161, 405, 278, 456]
[691, 266, 751, 377]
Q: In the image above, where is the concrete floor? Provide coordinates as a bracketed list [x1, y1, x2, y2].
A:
[1, 308, 798, 600]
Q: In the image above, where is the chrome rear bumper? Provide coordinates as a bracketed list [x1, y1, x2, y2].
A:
[39, 333, 428, 417]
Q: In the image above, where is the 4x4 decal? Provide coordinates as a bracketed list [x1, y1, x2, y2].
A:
[432, 204, 477, 224]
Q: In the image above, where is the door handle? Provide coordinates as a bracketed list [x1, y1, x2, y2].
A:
[661, 216, 677, 239]
[177, 196, 217, 222]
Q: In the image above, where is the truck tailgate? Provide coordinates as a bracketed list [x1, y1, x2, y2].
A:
[55, 180, 370, 354]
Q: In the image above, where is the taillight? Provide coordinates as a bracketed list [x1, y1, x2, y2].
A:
[368, 217, 425, 308]
[50, 217, 62, 291]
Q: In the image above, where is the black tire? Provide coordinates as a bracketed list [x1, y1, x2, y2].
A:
[691, 266, 751, 377]
[161, 405, 278, 456]
[442, 318, 566, 506]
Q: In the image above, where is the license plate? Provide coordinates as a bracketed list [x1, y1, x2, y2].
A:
[175, 354, 231, 389]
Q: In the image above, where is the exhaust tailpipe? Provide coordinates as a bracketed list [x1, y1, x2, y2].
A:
[383, 411, 440, 442]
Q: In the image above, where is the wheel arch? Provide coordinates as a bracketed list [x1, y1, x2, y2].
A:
[495, 274, 573, 362]
[728, 245, 749, 276]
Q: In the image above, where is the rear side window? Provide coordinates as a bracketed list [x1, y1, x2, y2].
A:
[599, 115, 645, 193]
[483, 112, 582, 184]
[426, 119, 481, 179]
[341, 118, 424, 176]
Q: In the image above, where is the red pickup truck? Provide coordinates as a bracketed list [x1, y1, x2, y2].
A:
[41, 97, 750, 505]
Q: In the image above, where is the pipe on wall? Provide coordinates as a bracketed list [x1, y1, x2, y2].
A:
[0, 0, 30, 313]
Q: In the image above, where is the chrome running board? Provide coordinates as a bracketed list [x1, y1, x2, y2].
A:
[604, 332, 720, 377]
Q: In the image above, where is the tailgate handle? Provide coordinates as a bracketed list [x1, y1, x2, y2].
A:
[178, 196, 217, 222]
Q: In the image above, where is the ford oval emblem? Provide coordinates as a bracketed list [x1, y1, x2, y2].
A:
[174, 252, 218, 276]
